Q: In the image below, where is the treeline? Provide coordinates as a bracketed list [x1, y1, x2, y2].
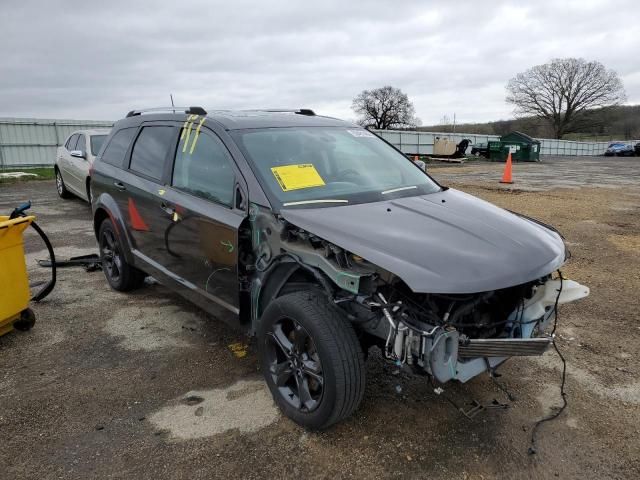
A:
[418, 105, 640, 141]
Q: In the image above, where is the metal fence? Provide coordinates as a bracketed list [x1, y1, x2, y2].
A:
[1, 118, 638, 168]
[0, 118, 113, 168]
[373, 130, 640, 157]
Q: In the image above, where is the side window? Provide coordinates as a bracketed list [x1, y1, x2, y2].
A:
[172, 129, 235, 207]
[75, 134, 86, 153]
[129, 126, 175, 181]
[100, 128, 138, 167]
[66, 134, 79, 151]
[90, 135, 107, 156]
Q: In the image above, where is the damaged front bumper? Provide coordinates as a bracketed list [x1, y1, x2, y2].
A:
[387, 278, 590, 383]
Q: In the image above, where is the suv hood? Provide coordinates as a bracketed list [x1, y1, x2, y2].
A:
[280, 188, 565, 294]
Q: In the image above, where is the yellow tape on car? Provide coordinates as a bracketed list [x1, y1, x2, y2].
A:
[180, 114, 197, 141]
[189, 117, 207, 154]
[182, 115, 198, 151]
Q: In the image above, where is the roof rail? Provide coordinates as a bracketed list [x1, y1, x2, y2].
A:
[250, 109, 316, 116]
[125, 106, 207, 118]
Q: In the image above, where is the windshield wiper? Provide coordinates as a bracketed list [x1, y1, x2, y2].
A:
[282, 199, 349, 207]
[381, 185, 418, 195]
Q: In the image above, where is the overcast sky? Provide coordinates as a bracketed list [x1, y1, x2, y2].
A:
[1, 0, 638, 125]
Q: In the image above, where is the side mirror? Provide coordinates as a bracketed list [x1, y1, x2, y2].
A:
[70, 150, 86, 159]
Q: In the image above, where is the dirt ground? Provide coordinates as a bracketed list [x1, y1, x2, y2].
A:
[1, 156, 639, 479]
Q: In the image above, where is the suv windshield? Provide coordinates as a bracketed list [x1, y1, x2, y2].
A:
[233, 127, 440, 207]
[91, 135, 108, 156]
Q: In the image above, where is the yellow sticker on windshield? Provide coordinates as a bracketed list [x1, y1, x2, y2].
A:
[271, 164, 326, 191]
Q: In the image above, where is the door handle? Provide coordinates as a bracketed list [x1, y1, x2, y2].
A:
[113, 181, 126, 191]
[160, 202, 175, 215]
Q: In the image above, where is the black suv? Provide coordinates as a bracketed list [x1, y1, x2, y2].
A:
[92, 107, 587, 429]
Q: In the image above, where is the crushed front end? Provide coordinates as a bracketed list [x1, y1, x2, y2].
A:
[341, 272, 589, 383]
[251, 207, 590, 385]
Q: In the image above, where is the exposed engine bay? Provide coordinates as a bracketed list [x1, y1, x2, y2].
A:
[242, 203, 590, 384]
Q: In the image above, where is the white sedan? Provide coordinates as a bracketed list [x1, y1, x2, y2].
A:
[55, 129, 110, 203]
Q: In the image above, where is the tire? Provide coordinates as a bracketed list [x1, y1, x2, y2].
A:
[258, 291, 366, 430]
[86, 179, 93, 206]
[55, 168, 72, 199]
[98, 218, 145, 291]
[14, 308, 36, 331]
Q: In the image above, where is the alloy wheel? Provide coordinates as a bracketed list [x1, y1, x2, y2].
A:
[265, 317, 324, 412]
[56, 171, 63, 195]
[101, 228, 122, 283]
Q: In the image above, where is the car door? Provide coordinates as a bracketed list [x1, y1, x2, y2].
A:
[59, 133, 78, 189]
[158, 123, 247, 313]
[67, 133, 89, 197]
[120, 123, 178, 269]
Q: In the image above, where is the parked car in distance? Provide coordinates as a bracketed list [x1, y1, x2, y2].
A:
[91, 107, 589, 430]
[470, 142, 489, 158]
[55, 129, 111, 203]
[604, 142, 634, 157]
[634, 142, 640, 156]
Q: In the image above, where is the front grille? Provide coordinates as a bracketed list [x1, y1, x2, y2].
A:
[458, 337, 552, 358]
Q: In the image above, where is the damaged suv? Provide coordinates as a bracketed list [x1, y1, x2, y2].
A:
[91, 107, 589, 429]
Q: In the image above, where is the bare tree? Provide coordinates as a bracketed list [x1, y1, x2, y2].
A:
[352, 86, 420, 129]
[506, 58, 626, 139]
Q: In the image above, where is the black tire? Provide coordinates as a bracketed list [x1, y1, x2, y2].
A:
[86, 179, 93, 206]
[98, 219, 145, 291]
[258, 291, 366, 430]
[14, 308, 36, 331]
[55, 168, 72, 199]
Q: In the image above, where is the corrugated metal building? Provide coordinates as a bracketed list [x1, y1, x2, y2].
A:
[0, 118, 113, 168]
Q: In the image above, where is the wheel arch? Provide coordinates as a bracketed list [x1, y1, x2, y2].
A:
[93, 196, 135, 264]
[257, 262, 321, 318]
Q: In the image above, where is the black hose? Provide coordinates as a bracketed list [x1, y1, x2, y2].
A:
[30, 219, 56, 302]
[9, 201, 56, 302]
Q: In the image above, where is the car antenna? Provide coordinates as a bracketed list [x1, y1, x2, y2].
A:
[170, 93, 175, 113]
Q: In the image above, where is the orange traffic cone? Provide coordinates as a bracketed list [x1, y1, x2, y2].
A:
[500, 152, 513, 184]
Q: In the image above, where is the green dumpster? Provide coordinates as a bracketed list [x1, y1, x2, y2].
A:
[488, 131, 541, 162]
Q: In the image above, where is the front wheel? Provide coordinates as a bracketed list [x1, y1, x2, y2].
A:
[258, 291, 366, 430]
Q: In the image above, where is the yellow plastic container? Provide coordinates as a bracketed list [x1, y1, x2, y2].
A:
[0, 215, 35, 336]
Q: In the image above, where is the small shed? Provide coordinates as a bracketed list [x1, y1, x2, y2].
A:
[488, 131, 541, 162]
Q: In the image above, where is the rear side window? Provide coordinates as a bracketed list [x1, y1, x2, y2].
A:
[90, 135, 107, 156]
[172, 129, 235, 207]
[76, 134, 86, 152]
[100, 128, 137, 166]
[66, 134, 79, 151]
[129, 126, 175, 181]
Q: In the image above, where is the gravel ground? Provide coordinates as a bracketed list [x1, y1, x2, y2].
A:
[1, 156, 639, 479]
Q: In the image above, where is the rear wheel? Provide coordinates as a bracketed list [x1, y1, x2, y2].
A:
[55, 168, 71, 199]
[98, 219, 145, 291]
[258, 291, 366, 430]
